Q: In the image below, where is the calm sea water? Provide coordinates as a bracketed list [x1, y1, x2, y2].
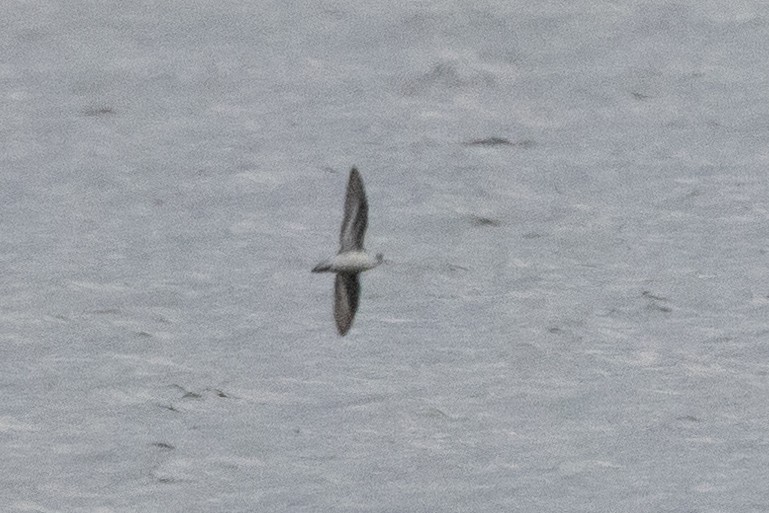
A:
[2, 2, 769, 511]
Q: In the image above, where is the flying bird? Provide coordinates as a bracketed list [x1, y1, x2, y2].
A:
[312, 167, 383, 335]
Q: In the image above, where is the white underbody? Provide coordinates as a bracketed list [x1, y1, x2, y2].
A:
[318, 251, 381, 273]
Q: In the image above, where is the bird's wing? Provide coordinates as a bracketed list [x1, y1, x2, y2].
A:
[339, 167, 368, 252]
[334, 273, 360, 336]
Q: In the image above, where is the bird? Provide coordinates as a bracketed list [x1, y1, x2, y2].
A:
[312, 167, 383, 335]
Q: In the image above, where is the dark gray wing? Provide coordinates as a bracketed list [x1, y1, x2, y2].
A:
[334, 273, 360, 336]
[339, 167, 368, 252]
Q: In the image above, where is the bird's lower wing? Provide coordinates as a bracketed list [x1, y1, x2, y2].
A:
[334, 273, 360, 336]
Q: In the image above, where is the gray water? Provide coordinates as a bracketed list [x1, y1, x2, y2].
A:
[3, 2, 769, 512]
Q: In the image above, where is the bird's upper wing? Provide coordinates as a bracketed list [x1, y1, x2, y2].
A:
[334, 273, 360, 336]
[339, 167, 368, 252]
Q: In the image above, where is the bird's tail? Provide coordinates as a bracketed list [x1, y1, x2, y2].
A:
[312, 261, 332, 273]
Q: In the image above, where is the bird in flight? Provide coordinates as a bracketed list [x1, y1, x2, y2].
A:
[312, 167, 383, 335]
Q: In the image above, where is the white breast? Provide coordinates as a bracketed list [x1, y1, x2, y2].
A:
[330, 251, 379, 273]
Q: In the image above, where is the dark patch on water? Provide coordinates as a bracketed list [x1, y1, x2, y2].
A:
[151, 442, 175, 450]
[468, 215, 501, 227]
[90, 308, 121, 315]
[465, 136, 512, 146]
[464, 137, 536, 148]
[703, 336, 733, 344]
[646, 303, 672, 313]
[402, 60, 496, 95]
[646, 302, 672, 313]
[206, 388, 229, 398]
[171, 384, 200, 399]
[82, 106, 115, 117]
[642, 290, 668, 302]
[642, 291, 671, 312]
[171, 384, 231, 400]
[422, 407, 452, 419]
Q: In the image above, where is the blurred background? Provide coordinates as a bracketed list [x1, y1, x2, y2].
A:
[2, 1, 769, 511]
